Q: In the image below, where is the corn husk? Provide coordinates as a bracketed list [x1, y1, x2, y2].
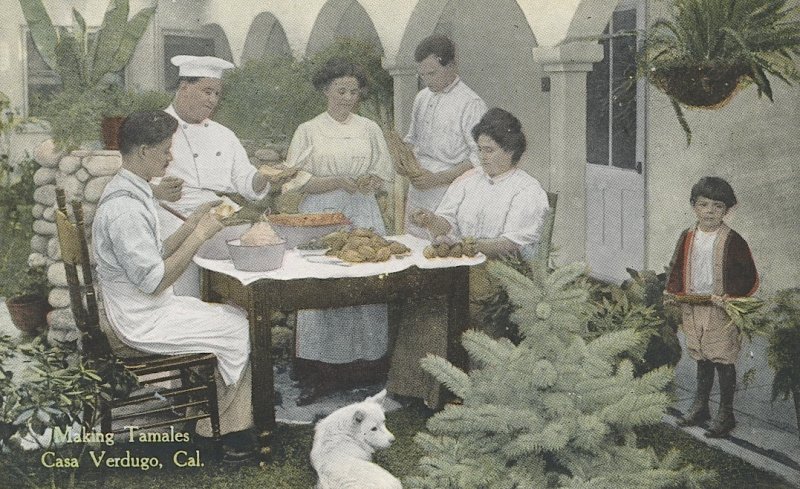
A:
[673, 294, 712, 305]
[724, 297, 766, 341]
[384, 129, 423, 178]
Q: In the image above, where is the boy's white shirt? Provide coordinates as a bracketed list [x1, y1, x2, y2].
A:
[690, 228, 718, 294]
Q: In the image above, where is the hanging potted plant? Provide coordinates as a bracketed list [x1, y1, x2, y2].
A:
[4, 266, 51, 336]
[638, 0, 800, 144]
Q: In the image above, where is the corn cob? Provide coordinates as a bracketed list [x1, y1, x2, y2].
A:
[384, 129, 424, 178]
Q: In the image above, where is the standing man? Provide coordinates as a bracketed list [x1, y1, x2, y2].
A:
[152, 55, 293, 296]
[403, 35, 487, 237]
[386, 35, 486, 408]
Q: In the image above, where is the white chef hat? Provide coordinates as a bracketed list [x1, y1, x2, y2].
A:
[171, 55, 234, 78]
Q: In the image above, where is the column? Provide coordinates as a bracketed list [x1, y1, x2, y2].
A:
[382, 62, 418, 234]
[532, 43, 603, 266]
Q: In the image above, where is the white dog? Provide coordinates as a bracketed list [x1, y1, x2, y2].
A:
[310, 389, 402, 489]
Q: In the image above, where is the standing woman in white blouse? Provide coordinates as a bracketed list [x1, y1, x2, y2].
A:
[388, 108, 549, 407]
[282, 58, 394, 405]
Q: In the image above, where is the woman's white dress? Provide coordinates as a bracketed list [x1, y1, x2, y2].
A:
[285, 112, 394, 363]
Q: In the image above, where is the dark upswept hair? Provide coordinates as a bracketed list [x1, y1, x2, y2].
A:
[311, 58, 369, 91]
[414, 34, 455, 66]
[119, 111, 178, 155]
[471, 108, 527, 163]
[690, 176, 737, 208]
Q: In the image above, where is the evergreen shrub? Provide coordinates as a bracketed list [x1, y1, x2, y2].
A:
[408, 262, 714, 488]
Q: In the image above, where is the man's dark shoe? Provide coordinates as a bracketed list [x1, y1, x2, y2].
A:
[221, 429, 257, 463]
[222, 445, 257, 464]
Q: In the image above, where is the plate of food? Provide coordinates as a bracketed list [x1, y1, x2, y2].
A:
[422, 237, 480, 260]
[303, 228, 412, 263]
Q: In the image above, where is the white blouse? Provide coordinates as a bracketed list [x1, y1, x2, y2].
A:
[435, 168, 549, 248]
[284, 112, 394, 183]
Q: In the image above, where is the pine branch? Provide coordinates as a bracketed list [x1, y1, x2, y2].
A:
[419, 354, 471, 399]
[598, 392, 670, 428]
[461, 330, 513, 367]
[545, 262, 589, 291]
[428, 404, 545, 436]
[585, 329, 643, 362]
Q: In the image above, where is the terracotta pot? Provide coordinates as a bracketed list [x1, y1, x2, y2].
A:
[101, 116, 126, 150]
[651, 63, 751, 108]
[5, 294, 51, 335]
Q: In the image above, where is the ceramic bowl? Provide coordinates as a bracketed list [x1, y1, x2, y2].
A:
[197, 223, 250, 260]
[226, 239, 286, 272]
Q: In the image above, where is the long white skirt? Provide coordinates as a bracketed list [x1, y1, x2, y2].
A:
[296, 189, 388, 363]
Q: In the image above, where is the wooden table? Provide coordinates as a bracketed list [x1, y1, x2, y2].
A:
[199, 263, 471, 461]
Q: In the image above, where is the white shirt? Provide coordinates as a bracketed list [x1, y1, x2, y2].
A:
[93, 169, 165, 294]
[435, 167, 549, 248]
[404, 77, 487, 172]
[690, 229, 718, 294]
[161, 105, 269, 214]
[92, 169, 250, 385]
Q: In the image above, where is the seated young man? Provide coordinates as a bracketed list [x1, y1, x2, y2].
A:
[92, 111, 255, 461]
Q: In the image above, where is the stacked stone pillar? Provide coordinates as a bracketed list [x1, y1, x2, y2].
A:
[30, 140, 122, 343]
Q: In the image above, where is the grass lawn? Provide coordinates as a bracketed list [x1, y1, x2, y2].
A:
[0, 406, 793, 489]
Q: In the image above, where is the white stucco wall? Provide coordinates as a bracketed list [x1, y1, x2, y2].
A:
[645, 82, 800, 294]
[643, 0, 800, 294]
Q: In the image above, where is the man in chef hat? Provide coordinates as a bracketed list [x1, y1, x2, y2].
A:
[153, 55, 294, 297]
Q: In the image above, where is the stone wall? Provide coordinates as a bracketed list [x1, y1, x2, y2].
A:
[30, 140, 121, 344]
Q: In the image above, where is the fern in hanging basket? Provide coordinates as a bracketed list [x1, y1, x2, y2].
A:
[639, 0, 800, 144]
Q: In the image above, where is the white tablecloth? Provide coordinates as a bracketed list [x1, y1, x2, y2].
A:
[194, 234, 485, 285]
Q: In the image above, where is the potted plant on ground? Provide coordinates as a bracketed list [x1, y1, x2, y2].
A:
[638, 0, 800, 144]
[4, 266, 51, 336]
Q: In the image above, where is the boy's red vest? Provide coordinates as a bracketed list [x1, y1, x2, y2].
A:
[666, 225, 758, 297]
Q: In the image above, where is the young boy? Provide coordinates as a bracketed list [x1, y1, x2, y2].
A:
[666, 177, 758, 438]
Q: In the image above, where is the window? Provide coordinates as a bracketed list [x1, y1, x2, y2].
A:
[586, 8, 638, 170]
[25, 32, 60, 116]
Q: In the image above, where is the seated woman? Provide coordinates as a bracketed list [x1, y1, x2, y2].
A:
[387, 108, 549, 406]
[282, 58, 394, 405]
[409, 107, 549, 258]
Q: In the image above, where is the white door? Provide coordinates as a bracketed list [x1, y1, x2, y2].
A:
[586, 0, 646, 284]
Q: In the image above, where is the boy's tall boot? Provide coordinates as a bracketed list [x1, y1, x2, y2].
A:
[678, 359, 714, 427]
[706, 363, 737, 438]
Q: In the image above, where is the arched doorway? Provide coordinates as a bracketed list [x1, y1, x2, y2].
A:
[241, 12, 292, 62]
[162, 23, 233, 91]
[305, 0, 382, 56]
